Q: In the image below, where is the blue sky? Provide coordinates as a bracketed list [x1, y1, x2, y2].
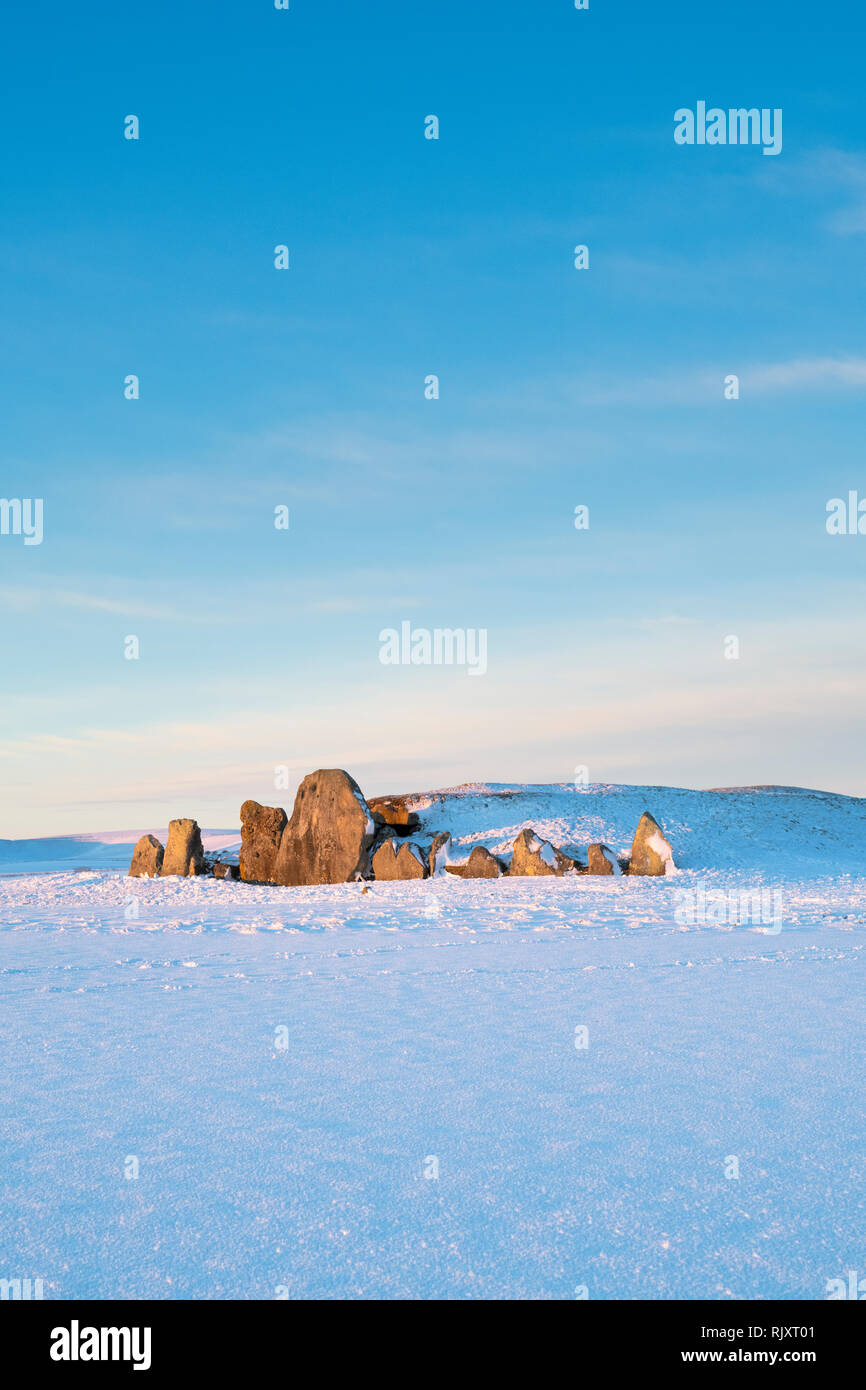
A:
[2, 0, 865, 835]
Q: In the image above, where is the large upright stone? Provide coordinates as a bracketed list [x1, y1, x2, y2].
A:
[272, 769, 375, 886]
[129, 834, 164, 878]
[628, 812, 674, 876]
[587, 843, 620, 876]
[372, 839, 427, 880]
[239, 800, 287, 883]
[509, 827, 577, 876]
[161, 818, 204, 877]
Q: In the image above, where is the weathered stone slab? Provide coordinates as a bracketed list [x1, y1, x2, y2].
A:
[372, 839, 427, 880]
[272, 769, 376, 886]
[509, 827, 577, 876]
[129, 834, 164, 878]
[161, 819, 204, 877]
[239, 800, 287, 883]
[628, 812, 675, 876]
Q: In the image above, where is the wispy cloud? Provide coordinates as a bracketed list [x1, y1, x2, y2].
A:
[747, 357, 866, 390]
[0, 585, 183, 620]
[759, 146, 866, 236]
[516, 356, 866, 409]
[638, 614, 699, 630]
[309, 596, 421, 614]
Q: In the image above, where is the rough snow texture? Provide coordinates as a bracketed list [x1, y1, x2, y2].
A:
[0, 783, 864, 1300]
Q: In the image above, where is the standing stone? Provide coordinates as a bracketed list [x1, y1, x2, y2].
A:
[161, 819, 204, 877]
[428, 831, 452, 876]
[213, 862, 240, 880]
[129, 834, 164, 878]
[446, 846, 504, 879]
[239, 800, 287, 883]
[372, 839, 427, 880]
[587, 843, 621, 876]
[272, 769, 376, 886]
[509, 827, 577, 876]
[628, 812, 675, 876]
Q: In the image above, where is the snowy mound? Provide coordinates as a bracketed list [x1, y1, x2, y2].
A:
[1, 783, 863, 877]
[405, 782, 866, 875]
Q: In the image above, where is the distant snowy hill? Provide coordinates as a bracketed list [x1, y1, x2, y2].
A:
[0, 828, 240, 875]
[406, 782, 866, 874]
[1, 783, 862, 876]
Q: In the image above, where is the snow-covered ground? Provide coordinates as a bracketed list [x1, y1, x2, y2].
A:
[1, 783, 864, 1300]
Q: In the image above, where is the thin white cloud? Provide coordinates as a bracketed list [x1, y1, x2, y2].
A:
[747, 358, 866, 390]
[638, 614, 700, 630]
[309, 596, 421, 614]
[758, 146, 866, 236]
[0, 586, 182, 620]
[533, 356, 866, 408]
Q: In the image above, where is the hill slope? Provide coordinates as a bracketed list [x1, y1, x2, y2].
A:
[406, 782, 866, 875]
[0, 783, 862, 876]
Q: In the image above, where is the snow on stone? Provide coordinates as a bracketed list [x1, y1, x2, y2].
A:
[601, 845, 622, 876]
[646, 830, 676, 874]
[350, 786, 376, 840]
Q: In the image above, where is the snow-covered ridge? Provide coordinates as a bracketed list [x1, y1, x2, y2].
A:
[404, 782, 865, 875]
[1, 782, 863, 877]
